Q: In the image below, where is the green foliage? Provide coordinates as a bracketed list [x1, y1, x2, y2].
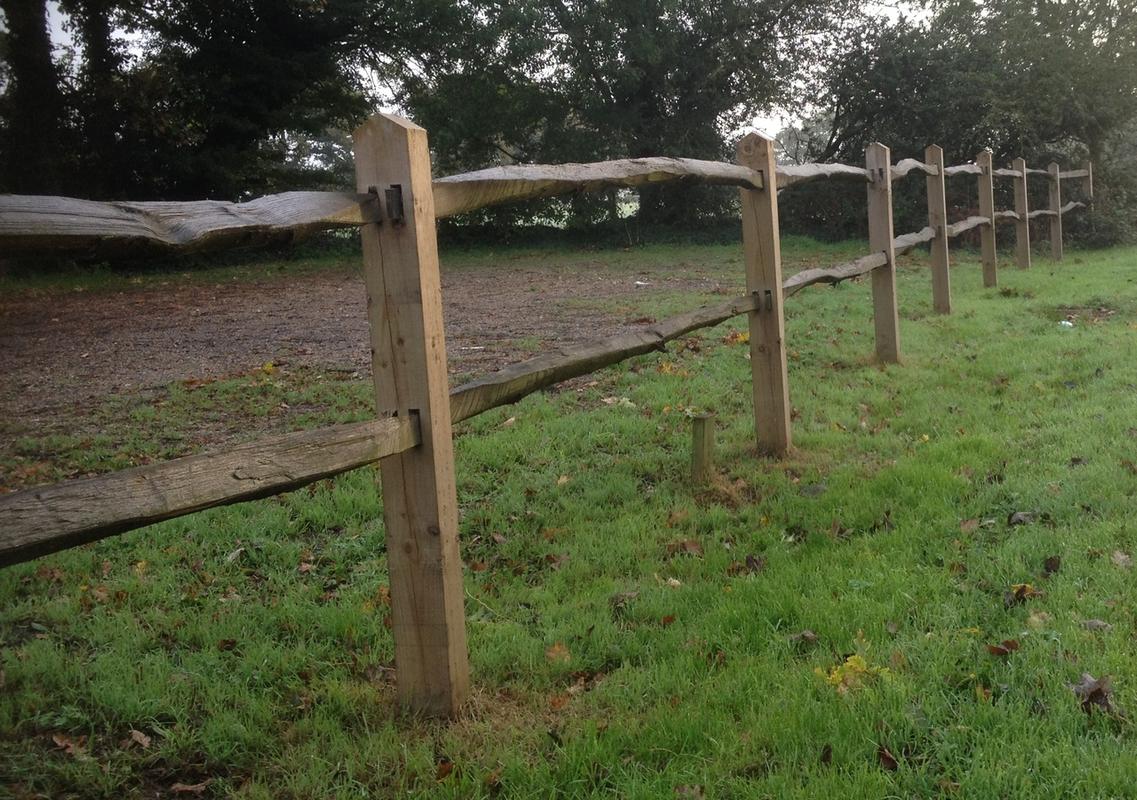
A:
[4, 242, 1137, 796]
[780, 0, 1137, 245]
[408, 0, 861, 227]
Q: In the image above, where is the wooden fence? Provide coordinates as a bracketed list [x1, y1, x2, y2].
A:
[0, 114, 1094, 717]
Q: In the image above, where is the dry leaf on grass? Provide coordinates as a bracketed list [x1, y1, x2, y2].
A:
[545, 642, 571, 664]
[171, 780, 211, 794]
[877, 746, 899, 771]
[986, 639, 1021, 657]
[1070, 673, 1118, 715]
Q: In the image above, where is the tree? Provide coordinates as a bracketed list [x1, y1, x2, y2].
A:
[406, 0, 863, 227]
[0, 0, 66, 193]
[778, 0, 1137, 243]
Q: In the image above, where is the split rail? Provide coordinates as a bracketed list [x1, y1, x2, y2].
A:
[0, 114, 1093, 716]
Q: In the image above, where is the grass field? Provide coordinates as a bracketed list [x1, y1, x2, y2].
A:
[4, 240, 1137, 798]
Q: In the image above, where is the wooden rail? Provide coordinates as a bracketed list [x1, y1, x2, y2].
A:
[0, 114, 1095, 717]
[0, 417, 419, 566]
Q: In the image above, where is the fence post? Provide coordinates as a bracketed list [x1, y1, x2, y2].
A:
[1048, 161, 1063, 261]
[977, 149, 997, 287]
[866, 142, 900, 363]
[737, 133, 791, 456]
[691, 414, 715, 483]
[1084, 161, 1094, 201]
[352, 114, 469, 717]
[1012, 157, 1031, 269]
[925, 144, 951, 314]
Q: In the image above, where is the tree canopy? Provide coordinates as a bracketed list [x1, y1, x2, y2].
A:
[1, 0, 1136, 242]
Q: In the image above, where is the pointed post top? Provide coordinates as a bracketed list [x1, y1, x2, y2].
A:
[352, 112, 425, 141]
[737, 132, 775, 161]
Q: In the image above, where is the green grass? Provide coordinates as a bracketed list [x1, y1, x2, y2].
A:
[5, 241, 1137, 798]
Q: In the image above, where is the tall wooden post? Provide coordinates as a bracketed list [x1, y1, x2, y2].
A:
[1012, 157, 1031, 269]
[925, 144, 951, 314]
[976, 149, 997, 287]
[737, 133, 791, 456]
[352, 114, 469, 717]
[1048, 161, 1063, 261]
[1084, 161, 1094, 201]
[866, 142, 900, 363]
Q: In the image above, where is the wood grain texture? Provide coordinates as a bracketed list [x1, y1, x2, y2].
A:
[944, 164, 983, 176]
[448, 217, 944, 423]
[739, 133, 792, 455]
[0, 191, 376, 256]
[977, 150, 997, 287]
[892, 158, 938, 179]
[0, 417, 419, 567]
[433, 158, 763, 217]
[925, 145, 951, 314]
[867, 142, 900, 363]
[947, 215, 993, 236]
[1060, 169, 1090, 179]
[691, 414, 715, 484]
[992, 168, 1024, 178]
[448, 295, 761, 423]
[1048, 162, 1063, 260]
[775, 162, 869, 187]
[1012, 157, 1031, 269]
[355, 114, 469, 717]
[993, 210, 1020, 222]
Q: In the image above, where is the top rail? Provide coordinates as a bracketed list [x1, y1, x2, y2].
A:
[433, 157, 763, 217]
[0, 151, 1091, 258]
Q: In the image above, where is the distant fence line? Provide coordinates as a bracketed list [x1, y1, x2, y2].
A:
[0, 114, 1093, 717]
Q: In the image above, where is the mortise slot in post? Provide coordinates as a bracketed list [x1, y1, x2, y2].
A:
[385, 185, 405, 225]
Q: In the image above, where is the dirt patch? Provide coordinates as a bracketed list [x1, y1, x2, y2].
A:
[1055, 304, 1118, 323]
[0, 258, 734, 452]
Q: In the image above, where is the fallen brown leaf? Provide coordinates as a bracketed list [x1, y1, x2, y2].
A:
[877, 746, 899, 771]
[51, 733, 89, 760]
[986, 639, 1021, 657]
[171, 780, 211, 795]
[665, 539, 704, 558]
[1043, 555, 1061, 576]
[129, 729, 152, 749]
[1004, 583, 1044, 607]
[545, 642, 571, 664]
[436, 758, 454, 781]
[726, 554, 766, 576]
[1070, 673, 1117, 715]
[666, 509, 690, 528]
[1111, 550, 1132, 569]
[789, 629, 818, 648]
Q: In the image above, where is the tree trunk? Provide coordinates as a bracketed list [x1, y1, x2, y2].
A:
[0, 0, 65, 194]
[70, 0, 122, 197]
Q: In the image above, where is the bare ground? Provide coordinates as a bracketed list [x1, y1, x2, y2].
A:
[0, 256, 735, 446]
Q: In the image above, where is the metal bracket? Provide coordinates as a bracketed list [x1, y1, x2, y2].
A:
[385, 185, 405, 225]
